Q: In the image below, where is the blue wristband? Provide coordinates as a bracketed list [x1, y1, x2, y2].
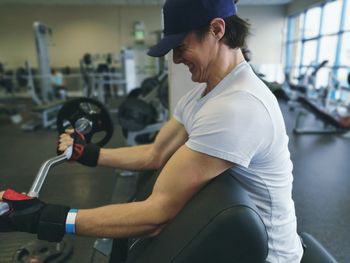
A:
[65, 208, 78, 234]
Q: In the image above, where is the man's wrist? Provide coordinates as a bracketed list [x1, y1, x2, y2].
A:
[37, 204, 70, 242]
[78, 143, 100, 167]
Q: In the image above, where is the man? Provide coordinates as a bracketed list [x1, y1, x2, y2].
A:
[0, 0, 303, 261]
[51, 68, 67, 100]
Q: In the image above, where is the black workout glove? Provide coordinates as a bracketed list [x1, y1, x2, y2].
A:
[58, 130, 100, 167]
[0, 189, 70, 242]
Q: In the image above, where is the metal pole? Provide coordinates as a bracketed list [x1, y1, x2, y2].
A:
[33, 21, 53, 103]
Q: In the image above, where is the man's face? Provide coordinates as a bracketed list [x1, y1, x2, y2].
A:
[172, 31, 217, 83]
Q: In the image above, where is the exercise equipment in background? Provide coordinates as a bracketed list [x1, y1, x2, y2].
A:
[118, 73, 169, 146]
[12, 239, 73, 263]
[293, 72, 350, 135]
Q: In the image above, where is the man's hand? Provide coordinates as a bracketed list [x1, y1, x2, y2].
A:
[57, 129, 74, 153]
[57, 129, 100, 167]
[0, 189, 45, 233]
[0, 189, 70, 242]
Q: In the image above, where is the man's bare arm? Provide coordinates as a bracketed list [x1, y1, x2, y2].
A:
[58, 117, 188, 171]
[97, 117, 188, 170]
[74, 145, 233, 238]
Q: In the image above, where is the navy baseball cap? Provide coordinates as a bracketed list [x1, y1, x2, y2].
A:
[148, 0, 237, 57]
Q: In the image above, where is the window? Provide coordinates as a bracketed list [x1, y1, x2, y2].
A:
[322, 0, 342, 35]
[302, 40, 317, 66]
[315, 67, 331, 89]
[284, 0, 350, 89]
[339, 32, 350, 66]
[344, 1, 350, 30]
[319, 35, 338, 65]
[303, 7, 321, 39]
[289, 41, 302, 66]
[291, 14, 305, 40]
[337, 68, 350, 87]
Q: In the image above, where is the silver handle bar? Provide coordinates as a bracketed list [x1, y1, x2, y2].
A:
[0, 146, 72, 216]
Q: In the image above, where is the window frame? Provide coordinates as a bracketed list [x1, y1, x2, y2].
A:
[285, 0, 350, 88]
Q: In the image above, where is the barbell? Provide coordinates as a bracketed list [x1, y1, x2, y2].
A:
[56, 97, 114, 147]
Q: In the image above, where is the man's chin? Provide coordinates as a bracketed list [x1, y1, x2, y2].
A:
[191, 75, 204, 84]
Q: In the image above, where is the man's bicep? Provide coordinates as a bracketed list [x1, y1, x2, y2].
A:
[152, 117, 188, 167]
[150, 145, 233, 221]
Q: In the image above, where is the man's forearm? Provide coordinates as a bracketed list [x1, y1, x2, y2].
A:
[98, 144, 160, 171]
[75, 199, 166, 238]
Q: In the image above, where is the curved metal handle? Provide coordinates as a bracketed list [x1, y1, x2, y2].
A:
[0, 146, 73, 216]
[28, 145, 72, 198]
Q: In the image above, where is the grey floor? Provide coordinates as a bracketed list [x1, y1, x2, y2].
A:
[0, 98, 349, 262]
[282, 102, 350, 263]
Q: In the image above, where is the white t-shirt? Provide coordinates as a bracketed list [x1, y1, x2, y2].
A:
[174, 61, 303, 262]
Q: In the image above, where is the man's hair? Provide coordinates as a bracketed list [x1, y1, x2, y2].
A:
[194, 15, 250, 49]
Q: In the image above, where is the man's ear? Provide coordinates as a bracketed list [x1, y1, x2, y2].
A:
[210, 18, 225, 40]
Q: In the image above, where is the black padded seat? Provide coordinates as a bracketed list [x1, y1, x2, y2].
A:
[126, 170, 268, 263]
[110, 170, 338, 263]
[290, 83, 307, 93]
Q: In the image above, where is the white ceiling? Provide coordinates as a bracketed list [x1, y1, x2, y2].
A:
[0, 0, 293, 5]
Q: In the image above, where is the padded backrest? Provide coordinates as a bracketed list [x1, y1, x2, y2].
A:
[126, 170, 268, 263]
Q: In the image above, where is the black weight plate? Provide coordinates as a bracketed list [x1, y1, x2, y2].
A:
[118, 98, 157, 131]
[140, 77, 159, 96]
[128, 87, 142, 98]
[56, 97, 114, 147]
[13, 239, 73, 263]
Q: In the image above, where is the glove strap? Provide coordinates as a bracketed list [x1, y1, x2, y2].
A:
[66, 208, 78, 234]
[37, 204, 70, 242]
[78, 143, 100, 167]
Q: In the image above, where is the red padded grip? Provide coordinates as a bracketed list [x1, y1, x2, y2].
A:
[3, 189, 32, 201]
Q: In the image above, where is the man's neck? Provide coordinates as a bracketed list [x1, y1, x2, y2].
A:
[204, 47, 245, 96]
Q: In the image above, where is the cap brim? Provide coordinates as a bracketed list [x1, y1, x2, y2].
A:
[147, 32, 187, 57]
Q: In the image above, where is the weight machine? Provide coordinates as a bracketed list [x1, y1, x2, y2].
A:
[21, 22, 66, 130]
[283, 60, 329, 111]
[118, 72, 169, 146]
[293, 72, 350, 135]
[0, 61, 23, 124]
[33, 21, 55, 103]
[80, 47, 159, 105]
[80, 52, 127, 104]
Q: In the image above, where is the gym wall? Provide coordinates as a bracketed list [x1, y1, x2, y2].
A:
[0, 5, 162, 68]
[239, 5, 286, 66]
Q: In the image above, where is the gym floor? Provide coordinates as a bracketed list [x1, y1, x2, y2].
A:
[0, 98, 349, 263]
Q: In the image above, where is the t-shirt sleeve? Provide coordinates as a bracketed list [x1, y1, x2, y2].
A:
[185, 92, 273, 168]
[173, 96, 185, 124]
